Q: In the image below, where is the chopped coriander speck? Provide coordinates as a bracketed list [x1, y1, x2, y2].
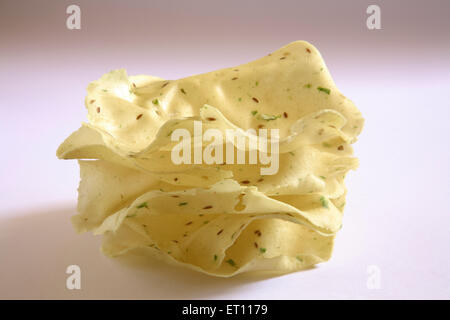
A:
[238, 97, 242, 102]
[255, 81, 259, 86]
[259, 248, 267, 253]
[137, 202, 148, 209]
[251, 110, 258, 116]
[203, 220, 209, 224]
[225, 259, 237, 267]
[214, 254, 218, 261]
[319, 196, 329, 209]
[296, 256, 303, 262]
[322, 142, 331, 147]
[319, 176, 326, 180]
[289, 151, 295, 156]
[317, 86, 331, 95]
[304, 83, 312, 88]
[179, 202, 188, 206]
[152, 99, 159, 105]
[260, 114, 281, 121]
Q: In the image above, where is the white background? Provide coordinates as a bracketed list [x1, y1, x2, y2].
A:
[0, 0, 449, 299]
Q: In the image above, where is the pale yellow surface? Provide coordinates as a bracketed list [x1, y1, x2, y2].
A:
[57, 41, 364, 277]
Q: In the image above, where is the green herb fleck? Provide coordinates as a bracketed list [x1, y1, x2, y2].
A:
[214, 254, 218, 261]
[152, 99, 159, 105]
[179, 202, 188, 206]
[203, 220, 209, 224]
[225, 259, 237, 267]
[319, 176, 326, 180]
[251, 110, 258, 116]
[304, 83, 312, 88]
[137, 202, 148, 209]
[238, 97, 242, 102]
[296, 256, 303, 262]
[259, 248, 267, 253]
[260, 114, 281, 121]
[180, 88, 186, 94]
[319, 196, 329, 209]
[255, 81, 259, 86]
[322, 142, 331, 148]
[289, 151, 295, 156]
[317, 86, 330, 95]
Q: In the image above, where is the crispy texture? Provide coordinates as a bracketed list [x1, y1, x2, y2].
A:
[57, 41, 364, 276]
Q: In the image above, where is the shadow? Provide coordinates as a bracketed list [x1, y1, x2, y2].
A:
[0, 205, 300, 299]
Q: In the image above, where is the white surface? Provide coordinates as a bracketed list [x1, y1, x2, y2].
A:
[1, 0, 449, 299]
[1, 80, 449, 299]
